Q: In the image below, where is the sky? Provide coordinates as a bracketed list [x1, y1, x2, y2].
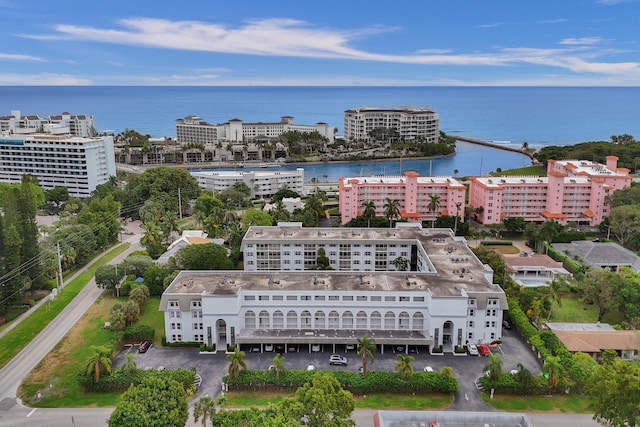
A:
[0, 0, 639, 86]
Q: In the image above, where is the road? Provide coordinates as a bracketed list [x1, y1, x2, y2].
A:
[0, 230, 142, 411]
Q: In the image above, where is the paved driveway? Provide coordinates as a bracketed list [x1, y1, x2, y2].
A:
[116, 327, 542, 406]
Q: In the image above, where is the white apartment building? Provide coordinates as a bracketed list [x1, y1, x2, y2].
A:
[191, 168, 305, 198]
[176, 115, 336, 144]
[160, 223, 507, 353]
[0, 110, 96, 137]
[0, 131, 116, 197]
[343, 106, 439, 142]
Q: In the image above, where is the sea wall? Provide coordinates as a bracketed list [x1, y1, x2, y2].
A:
[455, 136, 535, 160]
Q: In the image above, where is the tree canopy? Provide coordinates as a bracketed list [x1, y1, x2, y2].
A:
[174, 243, 233, 270]
[108, 376, 189, 427]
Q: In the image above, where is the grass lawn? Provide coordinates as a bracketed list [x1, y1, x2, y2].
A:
[19, 294, 162, 407]
[482, 393, 593, 413]
[224, 391, 453, 410]
[0, 243, 130, 370]
[548, 297, 598, 323]
[19, 293, 123, 407]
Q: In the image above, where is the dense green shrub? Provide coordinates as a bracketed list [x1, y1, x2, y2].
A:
[480, 241, 513, 246]
[554, 231, 587, 243]
[546, 245, 585, 280]
[480, 372, 548, 395]
[223, 369, 457, 394]
[78, 367, 195, 393]
[121, 324, 155, 343]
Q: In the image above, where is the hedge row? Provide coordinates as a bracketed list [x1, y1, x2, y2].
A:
[223, 369, 458, 395]
[121, 325, 155, 343]
[480, 241, 513, 246]
[78, 368, 195, 393]
[545, 244, 585, 280]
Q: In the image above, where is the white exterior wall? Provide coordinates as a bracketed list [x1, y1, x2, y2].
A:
[0, 133, 116, 197]
[191, 169, 305, 198]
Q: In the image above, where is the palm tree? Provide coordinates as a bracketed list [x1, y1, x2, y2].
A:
[394, 354, 414, 377]
[226, 347, 248, 379]
[271, 353, 286, 380]
[453, 202, 463, 235]
[383, 198, 401, 227]
[543, 355, 563, 389]
[427, 194, 441, 228]
[361, 200, 376, 227]
[357, 334, 376, 375]
[453, 169, 459, 178]
[304, 193, 325, 224]
[193, 394, 216, 427]
[123, 353, 137, 375]
[83, 345, 112, 382]
[546, 277, 565, 320]
[514, 362, 534, 389]
[483, 353, 503, 382]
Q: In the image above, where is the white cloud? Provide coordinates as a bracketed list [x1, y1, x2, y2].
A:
[559, 37, 603, 45]
[0, 52, 44, 61]
[21, 17, 640, 79]
[0, 73, 91, 85]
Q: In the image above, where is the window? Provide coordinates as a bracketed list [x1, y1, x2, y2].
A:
[191, 300, 201, 308]
[468, 299, 476, 306]
[343, 296, 353, 301]
[286, 295, 297, 301]
[468, 321, 474, 328]
[357, 295, 367, 301]
[371, 296, 382, 302]
[272, 295, 283, 301]
[301, 295, 311, 301]
[467, 332, 473, 340]
[413, 296, 424, 302]
[315, 295, 325, 301]
[399, 296, 410, 302]
[244, 295, 255, 301]
[329, 295, 339, 301]
[485, 321, 490, 327]
[259, 295, 269, 301]
[468, 309, 475, 317]
[172, 334, 183, 342]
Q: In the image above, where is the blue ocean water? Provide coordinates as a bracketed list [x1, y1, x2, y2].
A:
[0, 86, 637, 177]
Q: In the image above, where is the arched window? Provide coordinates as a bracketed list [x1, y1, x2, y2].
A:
[370, 311, 382, 329]
[343, 311, 353, 329]
[273, 310, 284, 329]
[301, 310, 311, 328]
[287, 310, 298, 329]
[314, 310, 326, 329]
[328, 311, 340, 328]
[245, 310, 256, 329]
[398, 312, 410, 329]
[413, 312, 424, 330]
[384, 311, 395, 330]
[259, 310, 270, 329]
[356, 311, 367, 329]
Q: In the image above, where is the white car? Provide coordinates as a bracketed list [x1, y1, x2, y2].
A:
[306, 365, 315, 371]
[311, 344, 321, 352]
[467, 343, 479, 356]
[345, 344, 356, 351]
[423, 366, 434, 372]
[264, 344, 274, 352]
[329, 354, 348, 366]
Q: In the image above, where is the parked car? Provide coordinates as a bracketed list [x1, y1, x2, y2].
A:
[478, 344, 491, 356]
[345, 344, 356, 351]
[287, 345, 298, 352]
[250, 346, 261, 353]
[264, 344, 274, 352]
[138, 340, 151, 353]
[311, 344, 321, 352]
[467, 343, 479, 356]
[502, 319, 512, 330]
[423, 366, 434, 372]
[306, 365, 315, 370]
[329, 354, 348, 366]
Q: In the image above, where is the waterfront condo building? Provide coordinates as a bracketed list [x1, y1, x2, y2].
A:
[190, 168, 305, 198]
[338, 172, 466, 225]
[0, 130, 116, 197]
[160, 223, 507, 353]
[176, 115, 335, 144]
[469, 156, 631, 225]
[0, 110, 96, 137]
[343, 106, 439, 142]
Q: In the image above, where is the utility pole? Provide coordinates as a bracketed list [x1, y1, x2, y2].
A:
[178, 187, 183, 220]
[56, 242, 63, 291]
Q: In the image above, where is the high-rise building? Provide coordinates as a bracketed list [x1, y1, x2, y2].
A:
[0, 131, 115, 197]
[343, 106, 439, 142]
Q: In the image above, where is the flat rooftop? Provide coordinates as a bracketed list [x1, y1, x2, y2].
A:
[374, 411, 533, 427]
[340, 175, 464, 187]
[165, 225, 505, 303]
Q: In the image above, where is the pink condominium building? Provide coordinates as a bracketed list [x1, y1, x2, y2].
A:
[469, 156, 631, 226]
[339, 171, 466, 225]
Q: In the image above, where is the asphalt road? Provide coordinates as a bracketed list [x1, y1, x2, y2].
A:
[0, 231, 142, 406]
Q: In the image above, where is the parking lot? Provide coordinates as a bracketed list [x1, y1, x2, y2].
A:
[115, 326, 541, 409]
